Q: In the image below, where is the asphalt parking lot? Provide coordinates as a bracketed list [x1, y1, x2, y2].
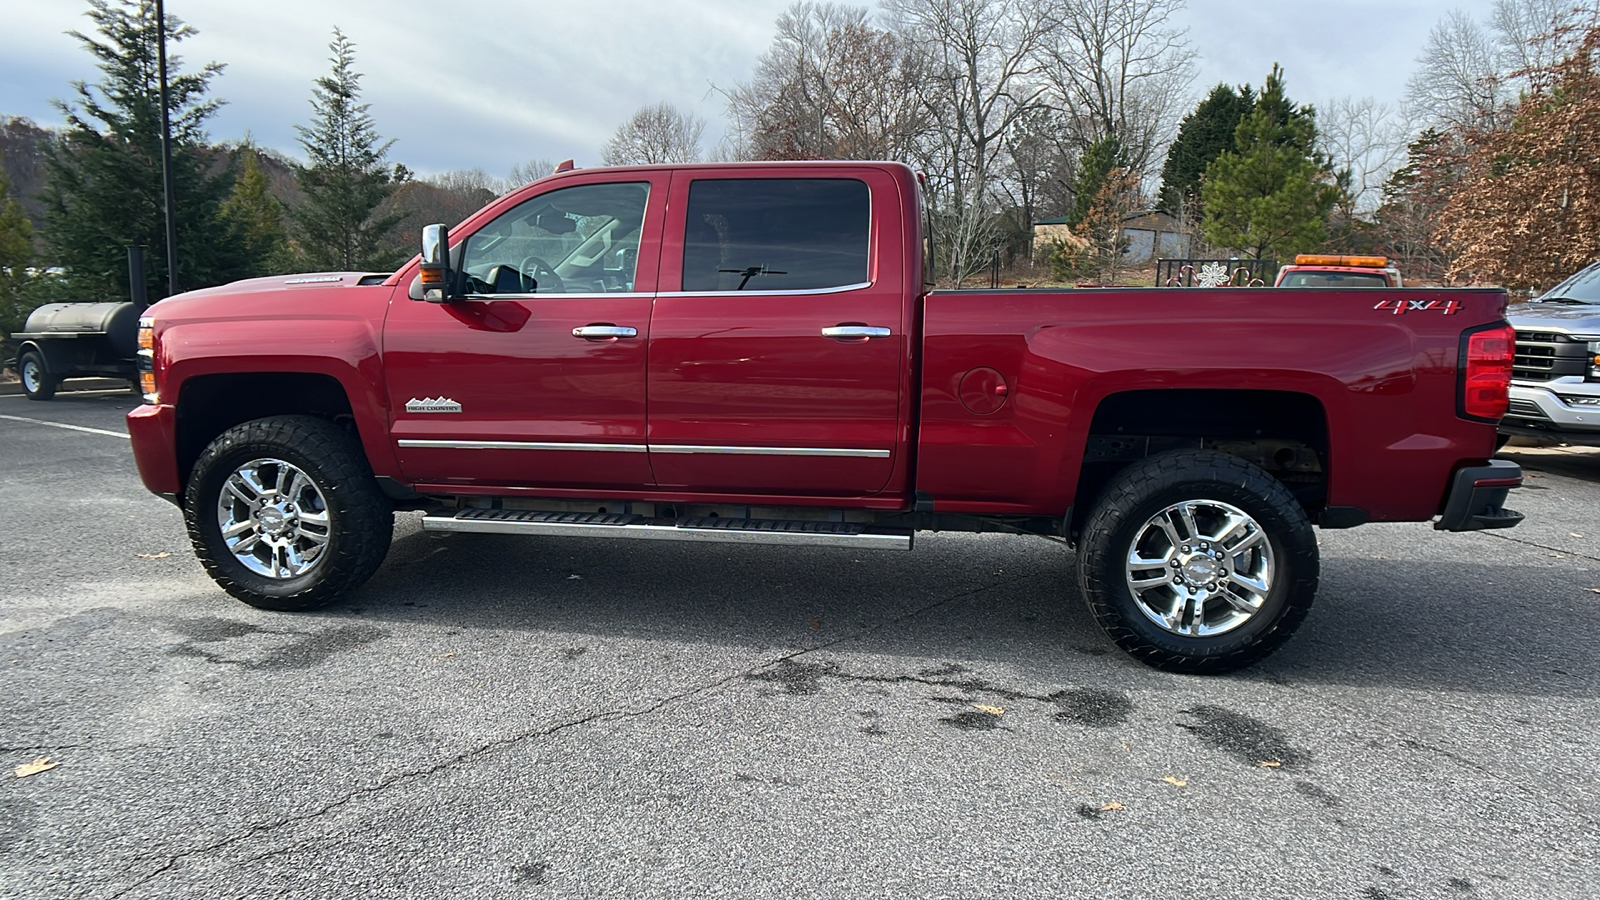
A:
[2, 387, 1597, 899]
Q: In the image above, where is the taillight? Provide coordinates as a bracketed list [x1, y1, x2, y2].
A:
[1460, 323, 1514, 420]
[137, 315, 157, 402]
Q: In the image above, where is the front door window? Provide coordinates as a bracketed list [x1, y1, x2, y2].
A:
[460, 182, 649, 295]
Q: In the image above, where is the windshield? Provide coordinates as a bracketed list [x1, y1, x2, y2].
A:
[1535, 261, 1600, 303]
[1278, 271, 1389, 288]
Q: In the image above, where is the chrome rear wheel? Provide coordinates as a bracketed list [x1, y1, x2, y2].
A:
[1124, 500, 1275, 638]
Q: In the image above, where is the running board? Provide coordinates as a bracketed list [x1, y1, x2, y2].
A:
[420, 508, 913, 551]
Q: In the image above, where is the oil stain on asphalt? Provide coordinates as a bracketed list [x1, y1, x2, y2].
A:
[1051, 688, 1133, 727]
[1177, 704, 1307, 767]
[163, 616, 385, 671]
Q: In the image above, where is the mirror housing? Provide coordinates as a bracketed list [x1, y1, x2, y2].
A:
[418, 223, 454, 302]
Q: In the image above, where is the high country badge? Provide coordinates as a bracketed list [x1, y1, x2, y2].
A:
[406, 397, 463, 413]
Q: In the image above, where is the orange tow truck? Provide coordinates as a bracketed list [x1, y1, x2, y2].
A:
[1274, 254, 1403, 288]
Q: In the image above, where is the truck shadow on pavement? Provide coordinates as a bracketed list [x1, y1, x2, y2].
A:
[314, 520, 1600, 699]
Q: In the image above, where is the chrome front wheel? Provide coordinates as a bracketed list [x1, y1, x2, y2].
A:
[185, 416, 392, 611]
[216, 457, 332, 579]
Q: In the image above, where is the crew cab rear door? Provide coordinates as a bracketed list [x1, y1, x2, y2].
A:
[383, 172, 668, 490]
[646, 168, 909, 497]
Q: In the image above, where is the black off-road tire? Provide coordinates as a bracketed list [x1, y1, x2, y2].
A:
[19, 351, 57, 401]
[184, 415, 393, 611]
[1077, 449, 1319, 674]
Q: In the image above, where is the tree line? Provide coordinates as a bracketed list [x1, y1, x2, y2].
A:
[4, 0, 1598, 343]
[601, 0, 1600, 291]
[0, 0, 548, 339]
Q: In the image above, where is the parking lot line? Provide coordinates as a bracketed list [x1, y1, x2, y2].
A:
[0, 413, 130, 439]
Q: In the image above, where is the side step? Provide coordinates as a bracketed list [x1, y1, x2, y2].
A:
[420, 508, 913, 551]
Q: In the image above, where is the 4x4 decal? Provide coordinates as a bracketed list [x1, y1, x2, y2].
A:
[1374, 298, 1462, 316]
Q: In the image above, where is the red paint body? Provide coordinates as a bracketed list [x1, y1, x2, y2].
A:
[128, 162, 1509, 527]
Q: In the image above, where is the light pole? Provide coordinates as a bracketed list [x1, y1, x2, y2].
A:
[155, 0, 178, 297]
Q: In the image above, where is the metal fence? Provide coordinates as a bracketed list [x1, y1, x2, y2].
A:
[1156, 258, 1278, 287]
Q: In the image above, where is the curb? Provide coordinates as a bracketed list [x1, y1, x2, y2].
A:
[0, 377, 132, 397]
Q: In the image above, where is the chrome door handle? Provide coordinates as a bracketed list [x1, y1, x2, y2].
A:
[821, 325, 891, 339]
[572, 325, 638, 339]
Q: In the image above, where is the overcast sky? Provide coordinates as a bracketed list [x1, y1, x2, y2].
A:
[0, 0, 1498, 179]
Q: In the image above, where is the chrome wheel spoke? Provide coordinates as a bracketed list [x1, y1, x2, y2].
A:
[1229, 571, 1270, 596]
[1227, 528, 1267, 555]
[224, 478, 257, 506]
[1129, 569, 1176, 590]
[1175, 503, 1201, 543]
[1221, 587, 1264, 615]
[1156, 512, 1184, 551]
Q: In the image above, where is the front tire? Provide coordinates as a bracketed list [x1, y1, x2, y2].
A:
[184, 416, 392, 610]
[1077, 450, 1319, 674]
[19, 351, 57, 401]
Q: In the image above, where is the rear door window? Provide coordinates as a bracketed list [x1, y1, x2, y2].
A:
[681, 178, 869, 292]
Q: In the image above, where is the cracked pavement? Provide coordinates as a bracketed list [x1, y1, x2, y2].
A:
[2, 391, 1598, 899]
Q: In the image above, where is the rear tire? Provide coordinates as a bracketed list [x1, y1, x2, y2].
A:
[19, 352, 57, 401]
[1076, 450, 1319, 674]
[184, 415, 392, 611]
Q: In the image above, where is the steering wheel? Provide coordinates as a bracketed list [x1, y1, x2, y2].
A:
[517, 256, 565, 294]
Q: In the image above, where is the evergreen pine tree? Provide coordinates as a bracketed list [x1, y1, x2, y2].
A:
[42, 0, 248, 301]
[1157, 83, 1255, 218]
[1067, 136, 1125, 228]
[221, 143, 288, 276]
[291, 29, 402, 272]
[1200, 66, 1338, 261]
[0, 164, 35, 337]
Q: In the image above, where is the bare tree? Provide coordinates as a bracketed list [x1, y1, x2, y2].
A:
[1492, 0, 1596, 88]
[996, 106, 1076, 259]
[506, 158, 557, 186]
[601, 102, 705, 166]
[721, 3, 928, 162]
[1406, 9, 1511, 132]
[1036, 0, 1196, 180]
[1318, 96, 1414, 216]
[883, 0, 1056, 285]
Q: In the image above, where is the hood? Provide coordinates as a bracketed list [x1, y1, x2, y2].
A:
[143, 271, 396, 322]
[167, 272, 390, 300]
[1508, 301, 1600, 335]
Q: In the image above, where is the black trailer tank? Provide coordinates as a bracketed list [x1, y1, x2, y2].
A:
[7, 301, 141, 401]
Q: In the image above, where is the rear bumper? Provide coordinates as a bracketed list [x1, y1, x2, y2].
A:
[1434, 460, 1524, 531]
[127, 403, 181, 502]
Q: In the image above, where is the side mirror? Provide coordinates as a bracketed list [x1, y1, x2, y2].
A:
[417, 223, 454, 302]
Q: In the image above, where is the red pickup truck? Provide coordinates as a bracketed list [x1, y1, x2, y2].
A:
[126, 161, 1522, 673]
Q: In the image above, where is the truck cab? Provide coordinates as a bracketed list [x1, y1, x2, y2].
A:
[1274, 254, 1403, 288]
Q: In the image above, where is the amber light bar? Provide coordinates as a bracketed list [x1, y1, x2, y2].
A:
[1294, 254, 1389, 268]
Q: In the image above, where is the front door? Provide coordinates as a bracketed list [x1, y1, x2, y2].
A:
[384, 174, 667, 490]
[646, 171, 908, 497]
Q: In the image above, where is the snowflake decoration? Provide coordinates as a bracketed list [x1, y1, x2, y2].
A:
[1196, 262, 1230, 288]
